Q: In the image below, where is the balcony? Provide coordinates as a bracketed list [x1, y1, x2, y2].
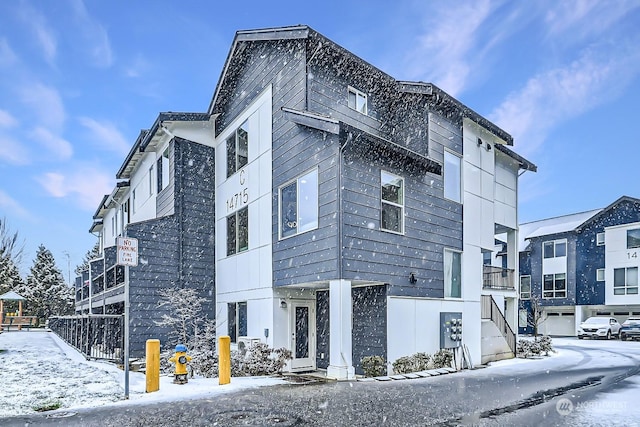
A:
[483, 266, 515, 291]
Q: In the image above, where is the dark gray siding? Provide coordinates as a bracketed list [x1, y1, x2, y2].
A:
[315, 290, 329, 369]
[528, 232, 577, 307]
[352, 285, 387, 375]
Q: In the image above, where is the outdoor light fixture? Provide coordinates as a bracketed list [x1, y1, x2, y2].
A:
[280, 299, 287, 309]
[409, 272, 417, 284]
[486, 143, 492, 151]
[477, 137, 483, 146]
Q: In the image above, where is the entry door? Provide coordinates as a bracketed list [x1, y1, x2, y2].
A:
[290, 300, 316, 371]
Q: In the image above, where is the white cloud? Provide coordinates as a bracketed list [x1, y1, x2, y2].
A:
[19, 82, 66, 131]
[0, 38, 18, 67]
[78, 117, 130, 156]
[405, 0, 495, 96]
[17, 1, 57, 64]
[36, 166, 114, 211]
[0, 135, 30, 165]
[70, 0, 114, 68]
[490, 44, 640, 157]
[0, 110, 18, 128]
[29, 127, 73, 160]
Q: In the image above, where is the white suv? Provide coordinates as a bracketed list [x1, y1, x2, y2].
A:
[577, 317, 621, 339]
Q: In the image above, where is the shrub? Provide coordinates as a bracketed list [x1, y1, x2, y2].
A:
[431, 349, 453, 369]
[537, 335, 553, 355]
[516, 339, 531, 358]
[516, 337, 553, 358]
[392, 352, 431, 374]
[361, 355, 387, 377]
[240, 343, 292, 376]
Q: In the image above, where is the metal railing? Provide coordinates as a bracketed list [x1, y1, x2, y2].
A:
[481, 294, 516, 354]
[48, 315, 124, 362]
[483, 266, 515, 290]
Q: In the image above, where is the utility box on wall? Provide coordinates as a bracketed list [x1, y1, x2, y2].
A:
[440, 312, 463, 349]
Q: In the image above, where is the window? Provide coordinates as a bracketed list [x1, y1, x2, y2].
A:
[543, 240, 566, 258]
[226, 121, 248, 178]
[543, 273, 566, 298]
[381, 171, 404, 233]
[444, 249, 462, 298]
[347, 86, 367, 114]
[444, 151, 461, 203]
[596, 268, 605, 281]
[227, 207, 248, 256]
[148, 164, 154, 197]
[520, 276, 531, 299]
[614, 267, 638, 295]
[227, 301, 247, 343]
[596, 232, 605, 246]
[157, 147, 170, 192]
[627, 229, 640, 249]
[131, 189, 137, 214]
[279, 169, 319, 239]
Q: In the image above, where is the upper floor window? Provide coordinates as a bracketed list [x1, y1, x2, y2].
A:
[347, 86, 367, 114]
[627, 229, 640, 249]
[381, 171, 404, 233]
[444, 150, 461, 203]
[227, 121, 249, 178]
[520, 276, 531, 299]
[157, 147, 170, 193]
[543, 273, 566, 298]
[444, 249, 462, 298]
[614, 267, 638, 295]
[279, 169, 318, 239]
[227, 207, 248, 256]
[596, 232, 605, 246]
[543, 240, 566, 259]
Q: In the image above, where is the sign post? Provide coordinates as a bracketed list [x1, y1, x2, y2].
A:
[117, 237, 138, 400]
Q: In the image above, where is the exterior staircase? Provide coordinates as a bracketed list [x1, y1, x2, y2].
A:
[481, 294, 516, 364]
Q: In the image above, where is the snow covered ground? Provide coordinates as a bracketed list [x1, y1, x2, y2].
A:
[2, 331, 640, 425]
[0, 330, 286, 417]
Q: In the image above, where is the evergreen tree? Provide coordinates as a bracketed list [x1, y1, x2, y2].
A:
[0, 255, 24, 295]
[0, 217, 25, 299]
[74, 241, 101, 275]
[23, 244, 74, 321]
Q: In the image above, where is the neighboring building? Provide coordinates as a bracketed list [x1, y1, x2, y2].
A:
[210, 25, 535, 377]
[518, 196, 640, 336]
[75, 112, 215, 357]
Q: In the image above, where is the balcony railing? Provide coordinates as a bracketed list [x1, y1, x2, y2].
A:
[483, 266, 515, 290]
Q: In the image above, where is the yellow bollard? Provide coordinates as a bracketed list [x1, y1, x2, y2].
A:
[146, 339, 160, 393]
[219, 335, 231, 385]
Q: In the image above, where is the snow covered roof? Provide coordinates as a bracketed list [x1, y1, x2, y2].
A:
[518, 209, 601, 252]
[0, 290, 26, 300]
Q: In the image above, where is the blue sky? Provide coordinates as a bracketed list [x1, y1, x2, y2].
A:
[1, 0, 639, 280]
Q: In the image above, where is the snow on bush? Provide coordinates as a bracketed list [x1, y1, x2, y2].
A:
[431, 349, 454, 369]
[517, 335, 554, 358]
[392, 352, 430, 374]
[361, 355, 387, 377]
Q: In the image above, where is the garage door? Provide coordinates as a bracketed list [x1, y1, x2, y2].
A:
[542, 313, 575, 336]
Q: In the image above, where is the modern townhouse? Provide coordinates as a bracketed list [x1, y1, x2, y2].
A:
[75, 112, 216, 357]
[210, 25, 535, 377]
[518, 196, 640, 336]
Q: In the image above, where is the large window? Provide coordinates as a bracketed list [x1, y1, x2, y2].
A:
[444, 151, 461, 203]
[157, 147, 170, 192]
[279, 169, 319, 239]
[347, 86, 367, 114]
[227, 301, 247, 343]
[381, 171, 404, 233]
[444, 249, 462, 298]
[227, 207, 248, 256]
[627, 229, 640, 249]
[543, 240, 566, 258]
[543, 273, 566, 298]
[614, 267, 638, 295]
[520, 276, 531, 299]
[226, 121, 249, 178]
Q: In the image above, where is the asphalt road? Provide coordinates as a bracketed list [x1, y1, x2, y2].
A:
[7, 338, 640, 427]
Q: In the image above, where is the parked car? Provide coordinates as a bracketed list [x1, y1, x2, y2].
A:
[619, 317, 640, 341]
[576, 317, 621, 339]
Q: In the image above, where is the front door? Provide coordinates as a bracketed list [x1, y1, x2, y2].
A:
[289, 300, 316, 371]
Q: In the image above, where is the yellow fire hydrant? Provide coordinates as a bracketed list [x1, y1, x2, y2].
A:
[169, 344, 192, 384]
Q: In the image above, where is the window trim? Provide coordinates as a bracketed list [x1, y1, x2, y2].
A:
[542, 273, 567, 299]
[227, 206, 249, 256]
[226, 121, 249, 178]
[380, 170, 405, 234]
[227, 301, 248, 343]
[614, 267, 639, 295]
[627, 229, 640, 249]
[443, 149, 461, 203]
[596, 268, 605, 282]
[444, 249, 462, 298]
[347, 86, 368, 115]
[278, 168, 319, 240]
[520, 275, 531, 300]
[543, 239, 567, 259]
[596, 232, 605, 246]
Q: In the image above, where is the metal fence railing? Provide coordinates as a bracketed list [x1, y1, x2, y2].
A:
[48, 315, 124, 362]
[481, 294, 516, 355]
[482, 266, 515, 290]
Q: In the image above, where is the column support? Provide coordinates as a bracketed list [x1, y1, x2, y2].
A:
[327, 279, 355, 380]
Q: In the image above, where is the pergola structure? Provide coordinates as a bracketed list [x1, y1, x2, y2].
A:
[0, 290, 26, 331]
